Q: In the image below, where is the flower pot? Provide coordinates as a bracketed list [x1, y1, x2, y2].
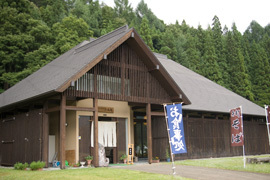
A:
[87, 160, 92, 166]
[123, 159, 127, 164]
[152, 159, 160, 163]
[166, 158, 170, 162]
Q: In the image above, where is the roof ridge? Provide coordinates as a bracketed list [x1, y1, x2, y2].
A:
[74, 25, 129, 54]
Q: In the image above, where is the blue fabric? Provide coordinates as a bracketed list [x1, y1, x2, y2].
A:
[166, 104, 187, 154]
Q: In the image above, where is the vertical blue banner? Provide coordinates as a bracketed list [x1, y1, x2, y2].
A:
[165, 103, 187, 154]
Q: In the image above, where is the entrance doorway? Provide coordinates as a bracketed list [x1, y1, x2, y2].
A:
[79, 116, 127, 164]
[134, 119, 148, 158]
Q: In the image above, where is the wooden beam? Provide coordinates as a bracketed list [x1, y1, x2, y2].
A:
[146, 103, 152, 164]
[42, 101, 49, 167]
[46, 106, 95, 112]
[45, 106, 60, 113]
[93, 98, 99, 167]
[151, 111, 165, 116]
[59, 93, 66, 169]
[66, 106, 95, 112]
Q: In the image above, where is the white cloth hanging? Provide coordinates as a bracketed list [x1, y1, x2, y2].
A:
[91, 121, 117, 147]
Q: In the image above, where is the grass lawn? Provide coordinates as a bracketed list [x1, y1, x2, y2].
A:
[174, 155, 270, 174]
[0, 167, 187, 180]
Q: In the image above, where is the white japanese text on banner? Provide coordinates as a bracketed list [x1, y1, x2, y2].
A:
[165, 103, 187, 154]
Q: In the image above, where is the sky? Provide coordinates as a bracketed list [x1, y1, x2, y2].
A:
[100, 0, 270, 33]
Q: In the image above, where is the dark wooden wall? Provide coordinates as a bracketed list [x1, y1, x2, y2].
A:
[0, 109, 42, 166]
[152, 115, 270, 161]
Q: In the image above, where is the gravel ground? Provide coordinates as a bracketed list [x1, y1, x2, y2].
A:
[112, 163, 270, 180]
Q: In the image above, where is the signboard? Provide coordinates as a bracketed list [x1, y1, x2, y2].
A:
[230, 107, 244, 146]
[98, 107, 114, 113]
[129, 147, 132, 155]
[127, 144, 134, 164]
[165, 103, 187, 154]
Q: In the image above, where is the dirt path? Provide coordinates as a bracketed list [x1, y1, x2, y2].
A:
[112, 163, 270, 180]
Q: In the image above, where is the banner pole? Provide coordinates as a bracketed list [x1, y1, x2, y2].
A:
[265, 105, 270, 147]
[240, 106, 246, 168]
[163, 104, 176, 176]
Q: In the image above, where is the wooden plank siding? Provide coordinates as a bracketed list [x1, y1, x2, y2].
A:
[66, 42, 171, 104]
[0, 109, 42, 166]
[152, 115, 270, 161]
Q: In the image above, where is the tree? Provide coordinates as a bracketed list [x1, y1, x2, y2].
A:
[114, 0, 135, 24]
[0, 0, 53, 91]
[211, 15, 228, 87]
[225, 24, 253, 101]
[40, 0, 68, 27]
[135, 0, 165, 32]
[244, 20, 265, 43]
[139, 16, 153, 50]
[200, 27, 223, 85]
[52, 15, 93, 54]
[184, 33, 201, 73]
[249, 42, 270, 106]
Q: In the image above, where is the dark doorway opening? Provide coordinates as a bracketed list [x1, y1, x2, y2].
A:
[134, 119, 148, 158]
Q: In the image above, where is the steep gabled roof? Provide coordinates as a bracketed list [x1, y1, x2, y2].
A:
[0, 25, 188, 110]
[156, 54, 265, 116]
[0, 25, 131, 109]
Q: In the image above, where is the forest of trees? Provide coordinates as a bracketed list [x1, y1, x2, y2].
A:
[1, 0, 270, 107]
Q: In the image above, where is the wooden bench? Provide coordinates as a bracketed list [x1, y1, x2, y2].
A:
[246, 157, 270, 164]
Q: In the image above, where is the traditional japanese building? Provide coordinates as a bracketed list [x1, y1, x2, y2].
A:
[0, 25, 268, 169]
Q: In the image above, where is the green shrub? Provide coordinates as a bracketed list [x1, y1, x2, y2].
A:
[30, 161, 45, 170]
[85, 155, 93, 160]
[120, 154, 127, 160]
[14, 162, 29, 170]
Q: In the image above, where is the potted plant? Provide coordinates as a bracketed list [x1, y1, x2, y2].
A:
[14, 162, 29, 170]
[152, 156, 160, 163]
[30, 161, 45, 171]
[166, 148, 171, 162]
[85, 155, 93, 166]
[120, 154, 128, 164]
[73, 162, 80, 167]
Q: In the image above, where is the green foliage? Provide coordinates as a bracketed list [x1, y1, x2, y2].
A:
[120, 154, 127, 160]
[52, 15, 93, 53]
[85, 155, 93, 160]
[139, 16, 153, 50]
[29, 161, 45, 170]
[14, 162, 29, 170]
[201, 27, 223, 85]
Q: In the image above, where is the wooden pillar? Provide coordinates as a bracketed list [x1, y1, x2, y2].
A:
[60, 93, 66, 169]
[113, 117, 118, 164]
[146, 103, 152, 164]
[93, 98, 99, 167]
[42, 101, 49, 167]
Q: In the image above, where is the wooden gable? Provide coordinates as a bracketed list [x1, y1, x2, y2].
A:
[66, 42, 172, 104]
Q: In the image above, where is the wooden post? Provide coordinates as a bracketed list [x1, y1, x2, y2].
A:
[93, 98, 99, 167]
[42, 101, 49, 167]
[60, 93, 66, 169]
[146, 103, 152, 164]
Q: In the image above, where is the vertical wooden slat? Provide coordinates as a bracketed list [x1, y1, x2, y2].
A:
[121, 45, 125, 98]
[146, 103, 152, 164]
[93, 98, 99, 167]
[60, 93, 66, 169]
[42, 101, 49, 167]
